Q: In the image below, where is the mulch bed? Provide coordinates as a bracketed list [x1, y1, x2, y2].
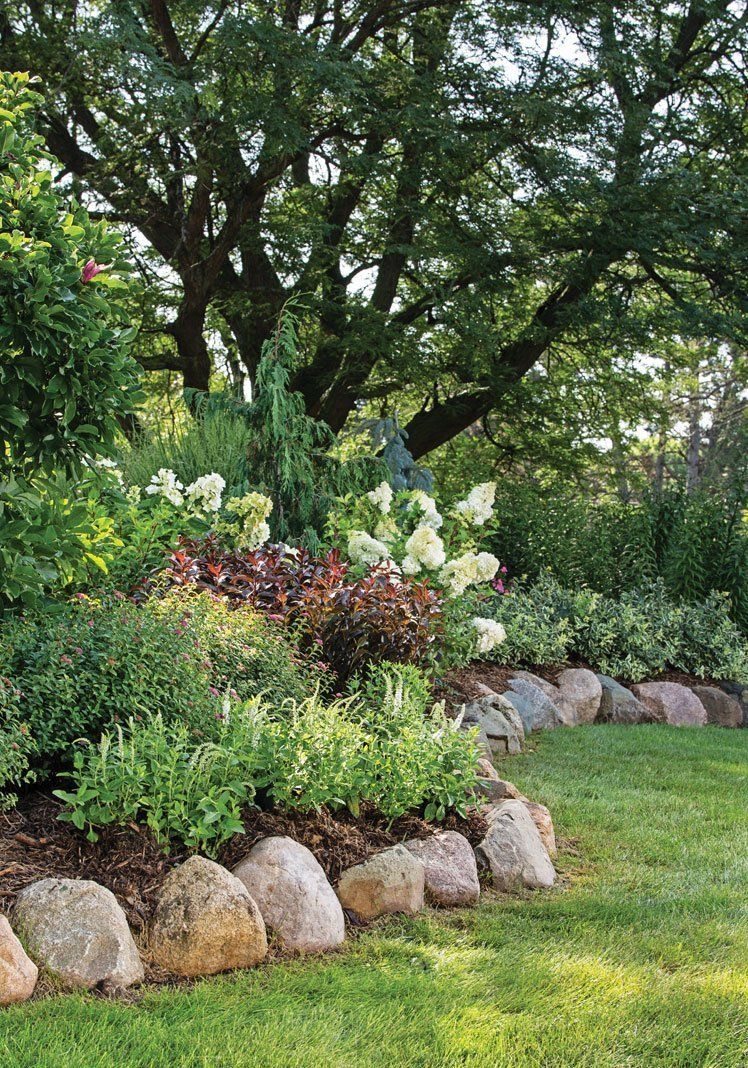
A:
[0, 791, 487, 930]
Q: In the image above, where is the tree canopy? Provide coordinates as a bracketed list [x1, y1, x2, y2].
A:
[2, 1, 746, 455]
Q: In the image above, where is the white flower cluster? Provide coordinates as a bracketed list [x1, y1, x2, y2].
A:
[367, 480, 393, 515]
[226, 491, 273, 550]
[439, 550, 499, 596]
[185, 472, 226, 514]
[455, 481, 497, 526]
[402, 524, 446, 573]
[93, 456, 124, 485]
[145, 467, 184, 507]
[472, 616, 506, 654]
[409, 490, 442, 529]
[348, 529, 391, 566]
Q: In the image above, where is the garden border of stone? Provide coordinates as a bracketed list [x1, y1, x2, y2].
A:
[2, 662, 745, 1006]
[1, 778, 556, 1004]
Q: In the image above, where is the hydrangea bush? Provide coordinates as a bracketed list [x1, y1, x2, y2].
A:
[328, 479, 507, 659]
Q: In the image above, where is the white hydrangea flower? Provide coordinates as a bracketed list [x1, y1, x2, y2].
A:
[472, 616, 507, 654]
[409, 489, 443, 529]
[455, 481, 497, 526]
[475, 551, 500, 582]
[145, 468, 184, 507]
[374, 517, 398, 543]
[439, 551, 479, 596]
[401, 554, 420, 575]
[404, 524, 446, 570]
[348, 529, 391, 566]
[185, 472, 226, 513]
[246, 520, 271, 550]
[367, 480, 393, 514]
[226, 491, 274, 550]
[93, 457, 124, 485]
[126, 484, 142, 504]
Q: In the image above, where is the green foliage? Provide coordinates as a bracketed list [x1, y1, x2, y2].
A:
[0, 473, 121, 610]
[55, 665, 480, 851]
[7, 5, 747, 459]
[0, 71, 141, 611]
[0, 591, 318, 770]
[485, 577, 748, 683]
[484, 578, 578, 668]
[203, 306, 384, 546]
[54, 713, 254, 855]
[0, 675, 35, 809]
[119, 402, 254, 501]
[487, 482, 748, 632]
[0, 72, 141, 474]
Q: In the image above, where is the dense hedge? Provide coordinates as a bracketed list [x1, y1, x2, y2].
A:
[485, 576, 748, 682]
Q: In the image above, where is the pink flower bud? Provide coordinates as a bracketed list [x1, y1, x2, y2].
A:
[81, 259, 105, 283]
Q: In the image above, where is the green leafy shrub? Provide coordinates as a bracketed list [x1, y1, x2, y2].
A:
[0, 675, 35, 809]
[483, 577, 748, 682]
[487, 576, 578, 666]
[55, 666, 480, 852]
[54, 713, 256, 854]
[0, 72, 141, 610]
[486, 481, 748, 633]
[0, 473, 122, 608]
[0, 591, 320, 770]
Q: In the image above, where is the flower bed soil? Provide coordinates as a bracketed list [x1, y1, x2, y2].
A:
[0, 791, 487, 932]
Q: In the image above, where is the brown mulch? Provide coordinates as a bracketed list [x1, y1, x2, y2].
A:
[0, 792, 487, 930]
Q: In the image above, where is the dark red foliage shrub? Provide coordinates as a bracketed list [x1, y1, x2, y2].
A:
[139, 537, 442, 684]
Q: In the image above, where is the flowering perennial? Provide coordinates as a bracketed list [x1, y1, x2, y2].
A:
[185, 473, 226, 514]
[472, 616, 507, 654]
[226, 491, 274, 550]
[348, 529, 391, 567]
[145, 468, 184, 507]
[367, 480, 393, 514]
[403, 525, 446, 572]
[455, 481, 496, 526]
[409, 490, 443, 529]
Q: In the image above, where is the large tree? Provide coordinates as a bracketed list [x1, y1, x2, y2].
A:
[2, 1, 746, 455]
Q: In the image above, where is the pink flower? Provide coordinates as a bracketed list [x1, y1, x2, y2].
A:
[81, 259, 105, 283]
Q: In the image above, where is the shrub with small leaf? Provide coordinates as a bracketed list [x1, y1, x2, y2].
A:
[0, 590, 320, 770]
[0, 675, 35, 809]
[55, 664, 480, 852]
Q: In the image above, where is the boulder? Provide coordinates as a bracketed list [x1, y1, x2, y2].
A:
[631, 682, 707, 727]
[720, 681, 748, 727]
[233, 836, 344, 954]
[0, 916, 38, 1005]
[504, 679, 566, 733]
[522, 801, 557, 857]
[13, 878, 143, 991]
[404, 832, 480, 907]
[337, 845, 425, 921]
[690, 686, 742, 729]
[462, 693, 524, 755]
[475, 800, 555, 891]
[556, 669, 602, 725]
[149, 856, 267, 977]
[509, 672, 575, 725]
[475, 756, 499, 780]
[596, 675, 653, 724]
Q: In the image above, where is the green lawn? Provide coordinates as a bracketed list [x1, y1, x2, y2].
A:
[1, 725, 747, 1068]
